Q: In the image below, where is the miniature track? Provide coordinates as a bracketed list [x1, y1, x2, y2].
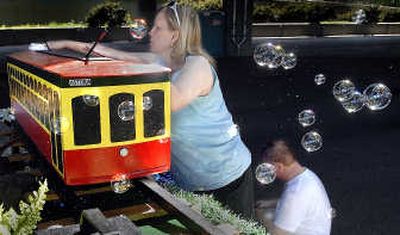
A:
[0, 121, 235, 235]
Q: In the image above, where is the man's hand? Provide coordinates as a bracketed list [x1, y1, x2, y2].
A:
[28, 42, 49, 51]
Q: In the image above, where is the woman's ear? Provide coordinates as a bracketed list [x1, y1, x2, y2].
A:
[171, 30, 179, 46]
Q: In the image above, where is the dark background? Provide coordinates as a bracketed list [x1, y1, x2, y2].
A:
[218, 36, 400, 235]
[1, 36, 400, 234]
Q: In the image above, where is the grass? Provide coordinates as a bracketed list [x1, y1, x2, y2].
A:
[164, 184, 268, 235]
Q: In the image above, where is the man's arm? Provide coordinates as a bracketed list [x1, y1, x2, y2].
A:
[47, 40, 156, 63]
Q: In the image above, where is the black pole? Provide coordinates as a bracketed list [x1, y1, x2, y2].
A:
[223, 0, 253, 56]
[84, 29, 109, 64]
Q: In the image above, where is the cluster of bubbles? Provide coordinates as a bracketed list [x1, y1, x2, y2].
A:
[298, 109, 323, 153]
[254, 49, 394, 217]
[116, 97, 154, 121]
[333, 80, 392, 113]
[129, 18, 148, 40]
[353, 9, 367, 24]
[253, 43, 297, 70]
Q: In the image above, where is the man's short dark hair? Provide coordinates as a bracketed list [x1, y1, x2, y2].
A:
[262, 139, 298, 166]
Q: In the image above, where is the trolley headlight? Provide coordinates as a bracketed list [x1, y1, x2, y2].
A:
[143, 96, 153, 111]
[117, 100, 135, 121]
[119, 147, 129, 157]
[82, 95, 99, 107]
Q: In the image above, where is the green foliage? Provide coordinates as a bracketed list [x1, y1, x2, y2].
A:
[165, 185, 267, 234]
[364, 5, 381, 24]
[174, 0, 222, 11]
[334, 0, 400, 7]
[381, 8, 400, 21]
[0, 180, 49, 235]
[85, 0, 132, 28]
[253, 1, 400, 23]
[253, 2, 339, 23]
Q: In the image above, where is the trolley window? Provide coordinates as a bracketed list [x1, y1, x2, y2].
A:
[72, 95, 101, 145]
[109, 93, 135, 142]
[143, 90, 165, 138]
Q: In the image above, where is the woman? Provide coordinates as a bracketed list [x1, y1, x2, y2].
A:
[48, 2, 254, 218]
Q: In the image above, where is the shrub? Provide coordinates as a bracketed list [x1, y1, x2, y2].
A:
[252, 1, 400, 23]
[253, 3, 281, 22]
[253, 2, 338, 23]
[364, 5, 381, 24]
[0, 180, 48, 235]
[380, 8, 400, 22]
[85, 0, 132, 28]
[175, 0, 222, 11]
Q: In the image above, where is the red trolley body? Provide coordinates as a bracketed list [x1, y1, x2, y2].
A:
[7, 51, 171, 185]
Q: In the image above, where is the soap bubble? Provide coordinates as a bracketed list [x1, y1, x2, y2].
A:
[111, 174, 132, 194]
[50, 116, 70, 135]
[327, 207, 337, 219]
[281, 53, 297, 70]
[253, 43, 285, 69]
[143, 96, 153, 111]
[129, 18, 148, 40]
[332, 80, 356, 102]
[227, 124, 239, 138]
[341, 91, 366, 113]
[314, 74, 326, 85]
[353, 9, 366, 24]
[255, 163, 276, 185]
[301, 131, 323, 152]
[82, 95, 99, 107]
[118, 100, 135, 121]
[298, 109, 316, 127]
[363, 83, 392, 111]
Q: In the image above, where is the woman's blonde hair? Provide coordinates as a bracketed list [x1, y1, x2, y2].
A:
[161, 4, 215, 66]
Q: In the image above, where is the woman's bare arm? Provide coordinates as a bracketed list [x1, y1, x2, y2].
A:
[170, 56, 213, 112]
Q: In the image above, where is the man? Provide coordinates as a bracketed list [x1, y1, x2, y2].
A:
[262, 139, 332, 235]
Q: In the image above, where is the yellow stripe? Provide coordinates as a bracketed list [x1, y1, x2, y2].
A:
[8, 63, 64, 178]
[7, 62, 171, 153]
[9, 96, 64, 178]
[7, 63, 61, 90]
[61, 82, 171, 150]
[7, 64, 54, 135]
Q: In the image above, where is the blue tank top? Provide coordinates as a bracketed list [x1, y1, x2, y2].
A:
[169, 56, 251, 191]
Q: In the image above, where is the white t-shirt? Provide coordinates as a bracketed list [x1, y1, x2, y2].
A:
[274, 168, 332, 235]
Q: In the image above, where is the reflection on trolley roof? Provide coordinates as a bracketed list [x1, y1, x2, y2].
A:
[8, 51, 171, 78]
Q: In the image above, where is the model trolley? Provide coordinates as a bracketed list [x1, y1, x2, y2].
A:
[6, 51, 171, 186]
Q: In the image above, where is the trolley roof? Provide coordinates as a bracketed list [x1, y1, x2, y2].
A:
[8, 51, 171, 78]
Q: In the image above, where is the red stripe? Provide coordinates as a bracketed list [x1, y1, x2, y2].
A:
[12, 100, 51, 162]
[63, 139, 171, 185]
[13, 99, 170, 186]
